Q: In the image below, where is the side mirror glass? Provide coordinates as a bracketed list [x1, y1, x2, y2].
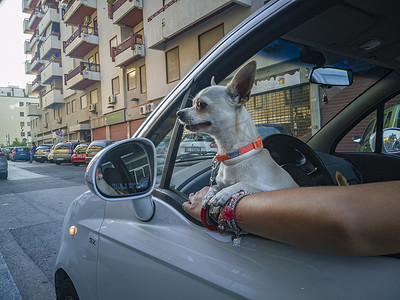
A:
[85, 138, 157, 221]
[309, 67, 353, 86]
[383, 128, 400, 154]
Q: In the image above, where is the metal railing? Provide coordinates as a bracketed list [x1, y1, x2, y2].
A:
[111, 33, 143, 62]
[64, 62, 100, 84]
[63, 25, 98, 52]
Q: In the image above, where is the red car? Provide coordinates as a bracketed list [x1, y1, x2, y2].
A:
[71, 143, 90, 166]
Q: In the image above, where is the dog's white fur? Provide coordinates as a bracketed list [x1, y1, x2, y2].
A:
[177, 61, 299, 207]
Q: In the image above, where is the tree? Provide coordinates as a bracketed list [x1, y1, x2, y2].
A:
[11, 138, 27, 147]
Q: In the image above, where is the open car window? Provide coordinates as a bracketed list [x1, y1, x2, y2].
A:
[157, 38, 391, 193]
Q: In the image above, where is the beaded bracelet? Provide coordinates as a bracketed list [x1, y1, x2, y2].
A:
[217, 190, 252, 247]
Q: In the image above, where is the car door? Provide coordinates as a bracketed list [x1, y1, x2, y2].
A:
[95, 1, 400, 298]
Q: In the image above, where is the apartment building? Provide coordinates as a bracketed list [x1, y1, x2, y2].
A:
[0, 86, 39, 147]
[22, 0, 263, 145]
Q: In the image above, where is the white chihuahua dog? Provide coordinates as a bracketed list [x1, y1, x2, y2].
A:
[177, 61, 299, 207]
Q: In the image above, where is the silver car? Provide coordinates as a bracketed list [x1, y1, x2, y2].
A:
[0, 149, 8, 179]
[55, 1, 400, 299]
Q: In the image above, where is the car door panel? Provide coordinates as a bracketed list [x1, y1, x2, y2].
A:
[337, 153, 400, 183]
[96, 196, 400, 299]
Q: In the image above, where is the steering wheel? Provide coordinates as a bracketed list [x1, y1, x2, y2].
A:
[263, 134, 335, 187]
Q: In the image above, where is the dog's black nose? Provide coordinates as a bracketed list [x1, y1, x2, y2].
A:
[176, 110, 182, 118]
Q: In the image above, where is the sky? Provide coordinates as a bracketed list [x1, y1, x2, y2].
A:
[0, 0, 35, 88]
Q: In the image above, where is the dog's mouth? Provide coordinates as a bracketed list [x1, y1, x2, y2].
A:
[184, 122, 212, 132]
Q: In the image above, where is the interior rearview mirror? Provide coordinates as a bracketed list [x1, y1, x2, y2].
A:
[309, 67, 353, 86]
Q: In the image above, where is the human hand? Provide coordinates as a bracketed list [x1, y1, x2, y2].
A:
[182, 186, 210, 221]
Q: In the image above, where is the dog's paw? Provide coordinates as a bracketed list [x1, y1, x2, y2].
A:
[208, 189, 233, 207]
[202, 188, 217, 207]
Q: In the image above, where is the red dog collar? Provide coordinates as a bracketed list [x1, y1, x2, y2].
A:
[215, 137, 263, 162]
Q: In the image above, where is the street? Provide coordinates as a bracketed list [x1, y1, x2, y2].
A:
[0, 161, 89, 300]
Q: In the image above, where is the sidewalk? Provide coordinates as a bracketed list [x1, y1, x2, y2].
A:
[0, 251, 23, 300]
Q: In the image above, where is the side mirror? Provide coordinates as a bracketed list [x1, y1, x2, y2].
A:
[85, 138, 157, 221]
[383, 128, 400, 154]
[309, 67, 353, 86]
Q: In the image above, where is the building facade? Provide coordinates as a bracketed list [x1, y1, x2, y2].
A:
[22, 0, 263, 145]
[0, 86, 39, 147]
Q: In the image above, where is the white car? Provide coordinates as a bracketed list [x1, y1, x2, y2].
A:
[177, 133, 218, 158]
[55, 1, 400, 299]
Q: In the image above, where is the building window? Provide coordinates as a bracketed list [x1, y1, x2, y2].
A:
[198, 24, 224, 58]
[81, 94, 88, 109]
[90, 89, 98, 104]
[27, 132, 31, 137]
[20, 122, 25, 127]
[21, 132, 25, 137]
[127, 68, 137, 91]
[112, 77, 120, 95]
[72, 99, 77, 113]
[166, 47, 180, 83]
[67, 102, 71, 115]
[19, 102, 24, 107]
[20, 112, 24, 117]
[27, 121, 31, 127]
[140, 65, 147, 93]
[110, 36, 118, 57]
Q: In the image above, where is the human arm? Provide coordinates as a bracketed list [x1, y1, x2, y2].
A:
[182, 181, 400, 256]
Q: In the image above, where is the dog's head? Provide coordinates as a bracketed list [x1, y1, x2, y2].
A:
[177, 61, 256, 136]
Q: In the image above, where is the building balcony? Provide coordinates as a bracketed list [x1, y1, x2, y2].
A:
[26, 83, 35, 96]
[38, 7, 60, 36]
[41, 60, 62, 84]
[24, 40, 32, 54]
[22, 0, 40, 14]
[26, 103, 42, 116]
[25, 60, 33, 75]
[64, 62, 100, 90]
[108, 0, 143, 28]
[32, 75, 45, 92]
[28, 31, 44, 53]
[31, 53, 45, 73]
[146, 0, 251, 49]
[69, 123, 90, 133]
[63, 25, 99, 58]
[111, 34, 145, 67]
[62, 0, 97, 26]
[23, 7, 44, 34]
[40, 32, 61, 60]
[42, 88, 64, 109]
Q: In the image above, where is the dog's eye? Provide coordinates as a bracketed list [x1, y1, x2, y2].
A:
[196, 100, 207, 110]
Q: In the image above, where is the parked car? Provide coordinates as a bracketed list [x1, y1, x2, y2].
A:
[34, 144, 53, 163]
[71, 143, 90, 166]
[10, 147, 30, 161]
[0, 149, 8, 179]
[47, 145, 56, 163]
[85, 140, 115, 164]
[177, 133, 217, 158]
[2, 147, 14, 160]
[53, 142, 79, 165]
[55, 1, 400, 299]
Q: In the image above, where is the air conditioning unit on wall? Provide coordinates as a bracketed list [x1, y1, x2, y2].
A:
[108, 94, 117, 104]
[89, 103, 96, 112]
[147, 102, 157, 112]
[139, 105, 148, 115]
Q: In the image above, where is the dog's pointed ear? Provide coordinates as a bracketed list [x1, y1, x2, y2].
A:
[227, 61, 256, 105]
[210, 76, 217, 86]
